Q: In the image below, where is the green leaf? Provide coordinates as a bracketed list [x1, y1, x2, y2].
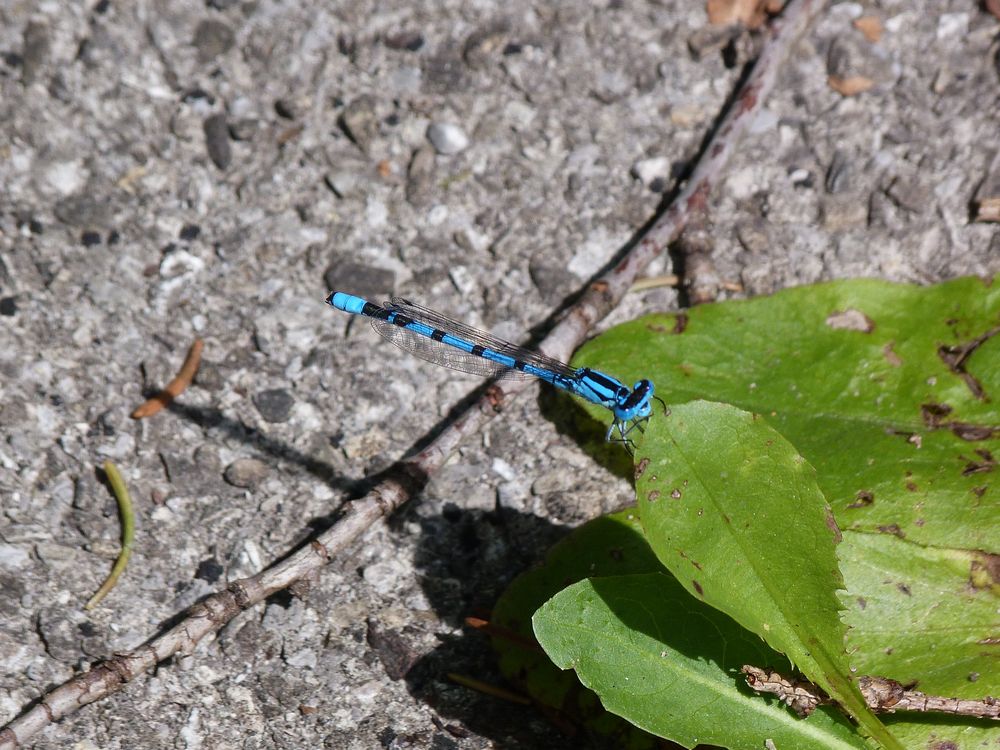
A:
[574, 277, 1000, 550]
[840, 531, 1000, 695]
[838, 531, 1000, 749]
[635, 400, 902, 750]
[533, 573, 869, 750]
[491, 511, 667, 747]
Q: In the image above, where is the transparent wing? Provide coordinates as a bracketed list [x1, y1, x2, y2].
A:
[367, 297, 578, 381]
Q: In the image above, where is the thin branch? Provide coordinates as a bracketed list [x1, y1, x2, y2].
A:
[743, 666, 1000, 721]
[0, 2, 826, 747]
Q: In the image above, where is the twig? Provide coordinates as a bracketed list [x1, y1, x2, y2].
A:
[130, 338, 204, 419]
[0, 3, 825, 747]
[629, 274, 680, 291]
[446, 673, 532, 706]
[84, 461, 136, 610]
[743, 666, 1000, 721]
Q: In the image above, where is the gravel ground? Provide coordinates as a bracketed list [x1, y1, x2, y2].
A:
[1, 1, 998, 748]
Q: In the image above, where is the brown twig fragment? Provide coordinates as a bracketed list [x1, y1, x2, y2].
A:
[743, 666, 1000, 721]
[742, 665, 825, 716]
[447, 673, 532, 706]
[130, 339, 204, 419]
[0, 3, 826, 747]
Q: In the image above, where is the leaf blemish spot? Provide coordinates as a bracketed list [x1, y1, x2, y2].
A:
[877, 523, 905, 538]
[825, 308, 875, 332]
[670, 488, 682, 499]
[882, 341, 903, 367]
[847, 490, 874, 509]
[634, 457, 650, 479]
[647, 490, 660, 503]
[961, 449, 996, 476]
[692, 580, 704, 597]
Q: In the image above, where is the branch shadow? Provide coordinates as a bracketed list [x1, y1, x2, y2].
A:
[399, 504, 604, 748]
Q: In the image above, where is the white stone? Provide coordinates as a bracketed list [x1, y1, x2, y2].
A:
[0, 544, 30, 570]
[426, 122, 469, 155]
[630, 156, 670, 187]
[937, 13, 968, 39]
[44, 160, 87, 195]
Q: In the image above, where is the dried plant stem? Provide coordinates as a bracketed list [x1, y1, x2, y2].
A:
[84, 461, 136, 610]
[0, 2, 826, 747]
[743, 666, 1000, 721]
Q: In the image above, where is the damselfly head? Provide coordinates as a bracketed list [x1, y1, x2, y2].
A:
[615, 379, 654, 420]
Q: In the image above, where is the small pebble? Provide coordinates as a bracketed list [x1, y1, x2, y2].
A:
[463, 20, 510, 68]
[405, 145, 436, 206]
[631, 156, 671, 189]
[0, 297, 18, 317]
[252, 388, 294, 423]
[21, 20, 49, 86]
[788, 168, 813, 188]
[426, 122, 468, 155]
[324, 170, 362, 199]
[529, 259, 574, 300]
[53, 194, 109, 227]
[195, 557, 224, 583]
[825, 149, 850, 194]
[179, 224, 201, 241]
[339, 96, 378, 152]
[228, 118, 259, 141]
[0, 544, 29, 570]
[384, 31, 424, 51]
[936, 12, 968, 40]
[182, 88, 215, 105]
[193, 360, 223, 390]
[193, 19, 235, 62]
[224, 457, 270, 488]
[324, 260, 395, 299]
[44, 160, 87, 196]
[193, 444, 222, 474]
[203, 113, 232, 169]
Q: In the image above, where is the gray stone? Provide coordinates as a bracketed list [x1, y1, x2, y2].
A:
[203, 113, 232, 169]
[194, 19, 235, 62]
[323, 260, 395, 299]
[21, 20, 49, 86]
[223, 457, 270, 488]
[252, 388, 294, 423]
[426, 122, 469, 155]
[339, 96, 378, 152]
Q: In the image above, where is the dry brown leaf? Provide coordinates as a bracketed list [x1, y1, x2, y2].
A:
[706, 0, 768, 28]
[827, 75, 875, 96]
[853, 16, 884, 42]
